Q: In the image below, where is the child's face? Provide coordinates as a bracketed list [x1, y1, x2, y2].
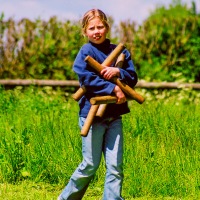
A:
[84, 17, 108, 44]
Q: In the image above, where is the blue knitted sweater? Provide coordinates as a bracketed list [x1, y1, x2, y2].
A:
[73, 39, 138, 118]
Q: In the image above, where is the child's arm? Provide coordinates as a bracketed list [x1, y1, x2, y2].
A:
[73, 45, 118, 96]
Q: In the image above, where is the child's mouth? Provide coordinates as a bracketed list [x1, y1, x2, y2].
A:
[94, 36, 101, 40]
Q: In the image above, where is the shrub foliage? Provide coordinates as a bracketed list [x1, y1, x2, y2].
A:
[0, 1, 199, 82]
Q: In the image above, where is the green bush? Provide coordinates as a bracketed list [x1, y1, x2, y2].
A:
[0, 1, 199, 82]
[118, 2, 200, 82]
[0, 17, 85, 80]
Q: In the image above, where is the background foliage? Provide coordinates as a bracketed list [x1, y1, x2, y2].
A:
[117, 2, 200, 82]
[0, 1, 199, 82]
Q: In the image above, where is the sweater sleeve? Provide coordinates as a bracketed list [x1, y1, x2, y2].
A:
[73, 44, 116, 96]
[118, 49, 138, 88]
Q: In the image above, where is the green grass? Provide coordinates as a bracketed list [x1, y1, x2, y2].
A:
[0, 86, 199, 199]
[1, 181, 195, 200]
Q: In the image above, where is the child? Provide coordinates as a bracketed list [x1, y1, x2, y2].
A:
[58, 9, 138, 200]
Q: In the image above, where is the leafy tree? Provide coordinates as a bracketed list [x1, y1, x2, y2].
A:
[130, 0, 200, 82]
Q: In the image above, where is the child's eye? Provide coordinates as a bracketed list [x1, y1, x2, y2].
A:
[88, 27, 95, 31]
[98, 26, 104, 29]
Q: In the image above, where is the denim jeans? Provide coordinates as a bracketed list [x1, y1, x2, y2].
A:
[58, 116, 124, 200]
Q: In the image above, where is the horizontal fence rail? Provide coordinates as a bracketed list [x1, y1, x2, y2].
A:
[0, 79, 200, 90]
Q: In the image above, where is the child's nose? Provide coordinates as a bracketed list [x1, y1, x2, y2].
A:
[94, 28, 100, 34]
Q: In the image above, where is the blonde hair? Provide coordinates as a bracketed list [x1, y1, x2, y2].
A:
[81, 9, 110, 35]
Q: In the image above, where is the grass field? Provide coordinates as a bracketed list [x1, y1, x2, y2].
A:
[1, 181, 196, 200]
[0, 86, 199, 200]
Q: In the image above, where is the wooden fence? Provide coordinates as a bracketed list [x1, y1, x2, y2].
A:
[0, 79, 200, 90]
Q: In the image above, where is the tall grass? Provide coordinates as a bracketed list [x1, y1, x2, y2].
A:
[0, 87, 82, 184]
[0, 87, 199, 199]
[123, 100, 199, 199]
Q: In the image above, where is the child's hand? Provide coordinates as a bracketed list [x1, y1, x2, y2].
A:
[113, 85, 126, 104]
[100, 66, 120, 80]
